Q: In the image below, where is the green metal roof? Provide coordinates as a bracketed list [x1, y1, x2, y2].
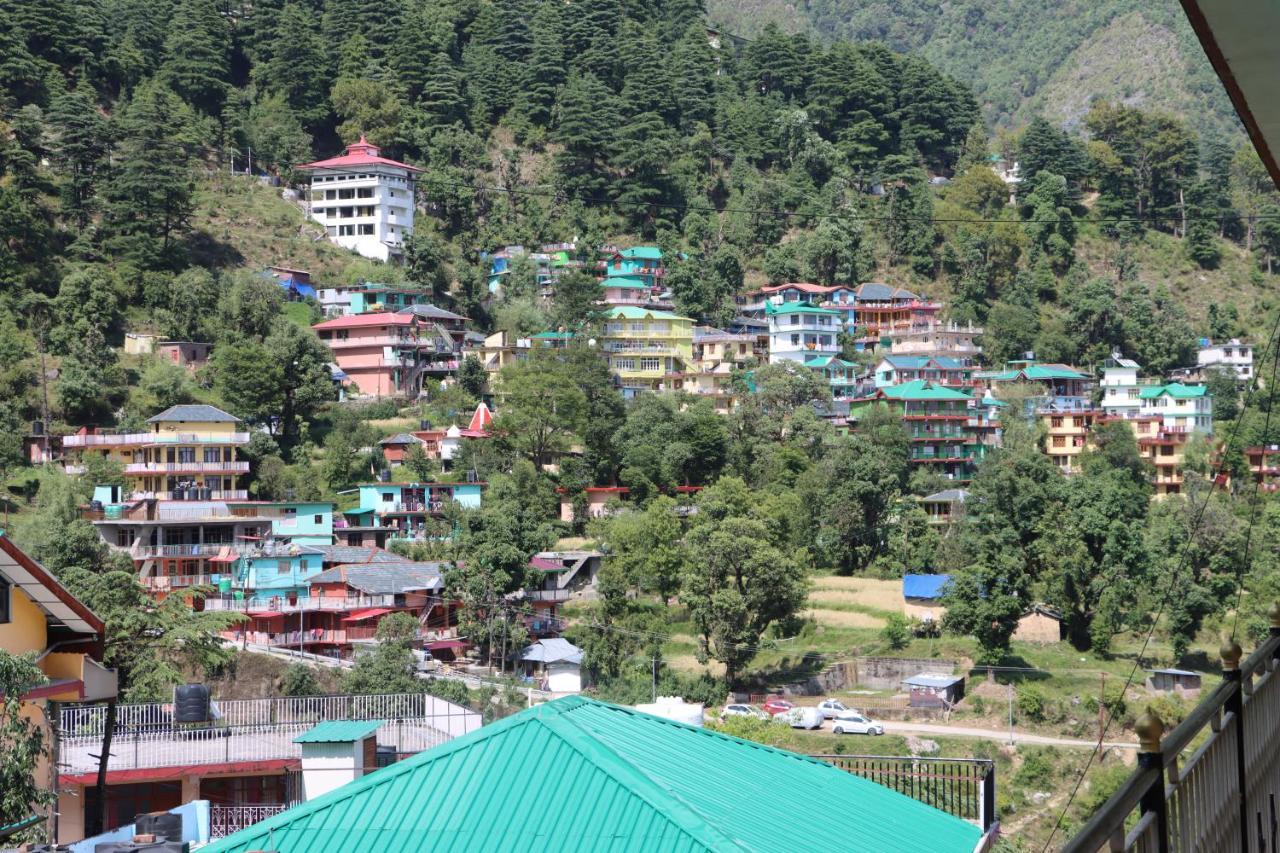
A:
[764, 301, 841, 317]
[533, 331, 575, 339]
[1138, 382, 1208, 399]
[880, 380, 974, 402]
[293, 720, 385, 743]
[619, 246, 663, 260]
[606, 305, 689, 321]
[602, 274, 650, 288]
[205, 696, 981, 853]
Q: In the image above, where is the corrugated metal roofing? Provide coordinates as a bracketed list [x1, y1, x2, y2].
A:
[146, 404, 240, 423]
[606, 305, 689, 321]
[922, 489, 969, 503]
[880, 380, 972, 402]
[903, 674, 964, 688]
[619, 246, 663, 260]
[521, 638, 584, 664]
[1138, 382, 1208, 399]
[294, 720, 385, 743]
[316, 545, 404, 565]
[310, 562, 447, 594]
[902, 574, 952, 599]
[204, 696, 981, 853]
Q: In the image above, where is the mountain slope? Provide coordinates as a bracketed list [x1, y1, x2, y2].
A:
[707, 0, 1240, 139]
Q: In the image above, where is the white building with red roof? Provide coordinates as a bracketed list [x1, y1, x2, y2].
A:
[298, 136, 422, 262]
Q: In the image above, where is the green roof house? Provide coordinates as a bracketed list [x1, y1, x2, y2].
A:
[854, 381, 980, 481]
[204, 696, 983, 853]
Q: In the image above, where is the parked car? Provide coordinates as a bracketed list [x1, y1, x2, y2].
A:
[777, 706, 824, 730]
[831, 711, 885, 736]
[817, 698, 853, 719]
[722, 703, 769, 720]
[761, 698, 794, 716]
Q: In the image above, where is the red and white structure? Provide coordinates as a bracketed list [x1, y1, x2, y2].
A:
[298, 136, 422, 262]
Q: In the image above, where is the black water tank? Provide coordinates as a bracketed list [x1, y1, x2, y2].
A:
[172, 684, 210, 723]
[134, 811, 182, 841]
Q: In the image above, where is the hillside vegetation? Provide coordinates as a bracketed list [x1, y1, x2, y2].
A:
[707, 0, 1241, 140]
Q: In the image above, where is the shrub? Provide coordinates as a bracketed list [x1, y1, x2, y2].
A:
[280, 663, 321, 697]
[1013, 746, 1058, 790]
[881, 613, 910, 650]
[1016, 684, 1046, 722]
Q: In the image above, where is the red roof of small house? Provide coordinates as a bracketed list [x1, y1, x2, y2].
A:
[61, 758, 298, 787]
[313, 313, 417, 330]
[468, 402, 494, 432]
[298, 136, 423, 173]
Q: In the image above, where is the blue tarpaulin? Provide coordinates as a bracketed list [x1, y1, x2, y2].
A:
[902, 574, 951, 600]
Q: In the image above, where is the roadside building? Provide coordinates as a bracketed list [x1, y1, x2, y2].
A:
[200, 695, 984, 853]
[1013, 604, 1065, 644]
[1146, 668, 1203, 696]
[1196, 337, 1253, 380]
[903, 674, 966, 708]
[298, 136, 420, 262]
[520, 638, 584, 692]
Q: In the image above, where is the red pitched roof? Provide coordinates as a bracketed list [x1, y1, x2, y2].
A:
[298, 136, 423, 173]
[313, 313, 417, 330]
[759, 282, 838, 295]
[467, 402, 493, 433]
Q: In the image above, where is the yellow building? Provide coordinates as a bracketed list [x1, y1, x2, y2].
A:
[0, 534, 117, 842]
[1039, 409, 1099, 474]
[674, 327, 762, 413]
[62, 404, 250, 501]
[601, 306, 694, 397]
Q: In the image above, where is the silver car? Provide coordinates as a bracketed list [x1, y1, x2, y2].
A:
[817, 698, 852, 719]
[722, 703, 769, 720]
[831, 711, 885, 735]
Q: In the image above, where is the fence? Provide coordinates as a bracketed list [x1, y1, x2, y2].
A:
[816, 754, 996, 831]
[210, 804, 286, 840]
[58, 692, 483, 776]
[1065, 620, 1280, 852]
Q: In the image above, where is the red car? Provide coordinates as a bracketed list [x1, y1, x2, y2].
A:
[761, 698, 794, 716]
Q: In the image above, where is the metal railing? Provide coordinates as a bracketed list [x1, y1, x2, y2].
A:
[817, 754, 996, 831]
[1065, 625, 1280, 852]
[121, 461, 250, 474]
[210, 804, 287, 840]
[204, 594, 400, 613]
[58, 692, 484, 775]
[132, 543, 230, 559]
[63, 432, 250, 447]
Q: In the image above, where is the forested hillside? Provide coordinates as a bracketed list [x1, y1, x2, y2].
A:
[2, 0, 1278, 456]
[706, 0, 1241, 141]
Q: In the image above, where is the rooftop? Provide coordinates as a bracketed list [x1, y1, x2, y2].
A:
[310, 562, 447, 595]
[204, 695, 981, 853]
[879, 380, 973, 402]
[297, 136, 423, 173]
[1138, 382, 1210, 400]
[146, 404, 240, 424]
[903, 674, 964, 688]
[605, 305, 689, 321]
[520, 638, 584, 664]
[396, 303, 469, 322]
[294, 720, 385, 744]
[617, 246, 663, 260]
[921, 489, 969, 503]
[313, 313, 416, 330]
[902, 574, 952, 600]
[315, 545, 406, 565]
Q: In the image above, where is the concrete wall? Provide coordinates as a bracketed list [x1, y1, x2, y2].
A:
[1013, 612, 1062, 644]
[852, 657, 959, 691]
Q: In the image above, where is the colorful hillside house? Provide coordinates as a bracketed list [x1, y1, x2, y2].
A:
[604, 246, 666, 285]
[601, 306, 694, 397]
[853, 381, 980, 481]
[338, 481, 484, 546]
[873, 355, 974, 388]
[765, 300, 842, 363]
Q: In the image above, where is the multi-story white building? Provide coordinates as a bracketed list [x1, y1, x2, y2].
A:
[299, 137, 420, 262]
[1099, 354, 1146, 419]
[765, 299, 841, 363]
[1197, 338, 1253, 380]
[1139, 383, 1214, 433]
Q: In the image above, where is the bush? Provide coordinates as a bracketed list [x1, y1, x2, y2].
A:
[1016, 684, 1047, 723]
[280, 663, 321, 697]
[880, 613, 910, 650]
[1013, 746, 1058, 790]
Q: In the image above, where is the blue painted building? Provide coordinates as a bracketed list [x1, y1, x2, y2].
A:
[338, 481, 484, 545]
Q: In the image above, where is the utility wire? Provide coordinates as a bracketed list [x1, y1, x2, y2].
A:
[1040, 309, 1280, 852]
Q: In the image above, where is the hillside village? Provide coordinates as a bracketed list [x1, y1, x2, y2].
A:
[7, 1, 1280, 851]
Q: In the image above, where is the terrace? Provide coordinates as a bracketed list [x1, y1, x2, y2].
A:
[62, 432, 250, 448]
[58, 692, 482, 776]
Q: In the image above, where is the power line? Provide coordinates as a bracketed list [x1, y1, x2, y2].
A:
[419, 173, 1280, 227]
[1040, 309, 1280, 852]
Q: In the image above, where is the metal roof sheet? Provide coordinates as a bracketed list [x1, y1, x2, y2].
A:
[0, 535, 104, 638]
[903, 674, 964, 688]
[316, 545, 404, 565]
[310, 562, 446, 594]
[204, 696, 981, 853]
[520, 638, 584, 664]
[294, 720, 385, 743]
[880, 380, 972, 402]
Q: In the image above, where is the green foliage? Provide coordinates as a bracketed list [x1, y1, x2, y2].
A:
[880, 612, 910, 650]
[342, 612, 427, 696]
[281, 663, 323, 697]
[0, 650, 53, 839]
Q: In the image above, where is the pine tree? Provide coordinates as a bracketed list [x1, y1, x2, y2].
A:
[46, 88, 107, 229]
[516, 2, 565, 130]
[566, 0, 623, 86]
[102, 82, 195, 270]
[1185, 180, 1222, 269]
[670, 23, 714, 132]
[260, 2, 329, 131]
[160, 0, 231, 114]
[554, 73, 617, 198]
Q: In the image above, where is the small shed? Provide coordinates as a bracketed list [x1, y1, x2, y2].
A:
[1014, 604, 1065, 644]
[378, 432, 424, 464]
[521, 637, 584, 693]
[902, 574, 951, 625]
[903, 673, 965, 708]
[294, 719, 384, 801]
[1147, 668, 1202, 696]
[156, 341, 213, 370]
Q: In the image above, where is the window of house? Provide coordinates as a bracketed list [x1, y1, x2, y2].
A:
[178, 448, 196, 464]
[338, 225, 354, 236]
[1052, 436, 1065, 447]
[1051, 417, 1063, 428]
[314, 514, 323, 525]
[640, 358, 661, 372]
[358, 224, 375, 235]
[790, 334, 800, 346]
[338, 188, 354, 200]
[382, 492, 394, 502]
[357, 187, 374, 198]
[614, 358, 635, 371]
[204, 448, 220, 463]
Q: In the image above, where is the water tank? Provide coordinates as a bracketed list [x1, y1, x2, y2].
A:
[31, 420, 44, 436]
[379, 469, 392, 482]
[635, 696, 704, 727]
[134, 811, 182, 841]
[173, 683, 211, 723]
[89, 500, 104, 512]
[420, 420, 433, 431]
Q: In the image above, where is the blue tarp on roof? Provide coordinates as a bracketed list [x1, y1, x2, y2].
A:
[903, 574, 951, 600]
[294, 283, 316, 298]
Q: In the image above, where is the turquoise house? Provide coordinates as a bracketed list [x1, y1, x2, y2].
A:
[347, 284, 426, 314]
[605, 246, 665, 286]
[342, 481, 485, 543]
[226, 500, 336, 601]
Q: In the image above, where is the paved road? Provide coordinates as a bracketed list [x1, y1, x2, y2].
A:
[880, 720, 1137, 749]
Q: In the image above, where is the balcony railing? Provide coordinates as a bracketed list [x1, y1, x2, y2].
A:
[210, 805, 287, 840]
[1066, 629, 1280, 853]
[203, 594, 401, 613]
[63, 432, 250, 448]
[133, 489, 249, 501]
[58, 692, 484, 775]
[142, 574, 216, 590]
[133, 543, 231, 559]
[818, 754, 996, 833]
[121, 461, 250, 474]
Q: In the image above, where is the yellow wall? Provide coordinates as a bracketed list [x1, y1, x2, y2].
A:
[150, 419, 240, 437]
[0, 586, 48, 656]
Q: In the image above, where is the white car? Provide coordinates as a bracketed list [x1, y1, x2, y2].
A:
[777, 706, 825, 730]
[722, 703, 769, 720]
[831, 711, 885, 735]
[817, 698, 853, 719]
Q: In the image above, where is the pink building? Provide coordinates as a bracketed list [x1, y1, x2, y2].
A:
[313, 309, 468, 398]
